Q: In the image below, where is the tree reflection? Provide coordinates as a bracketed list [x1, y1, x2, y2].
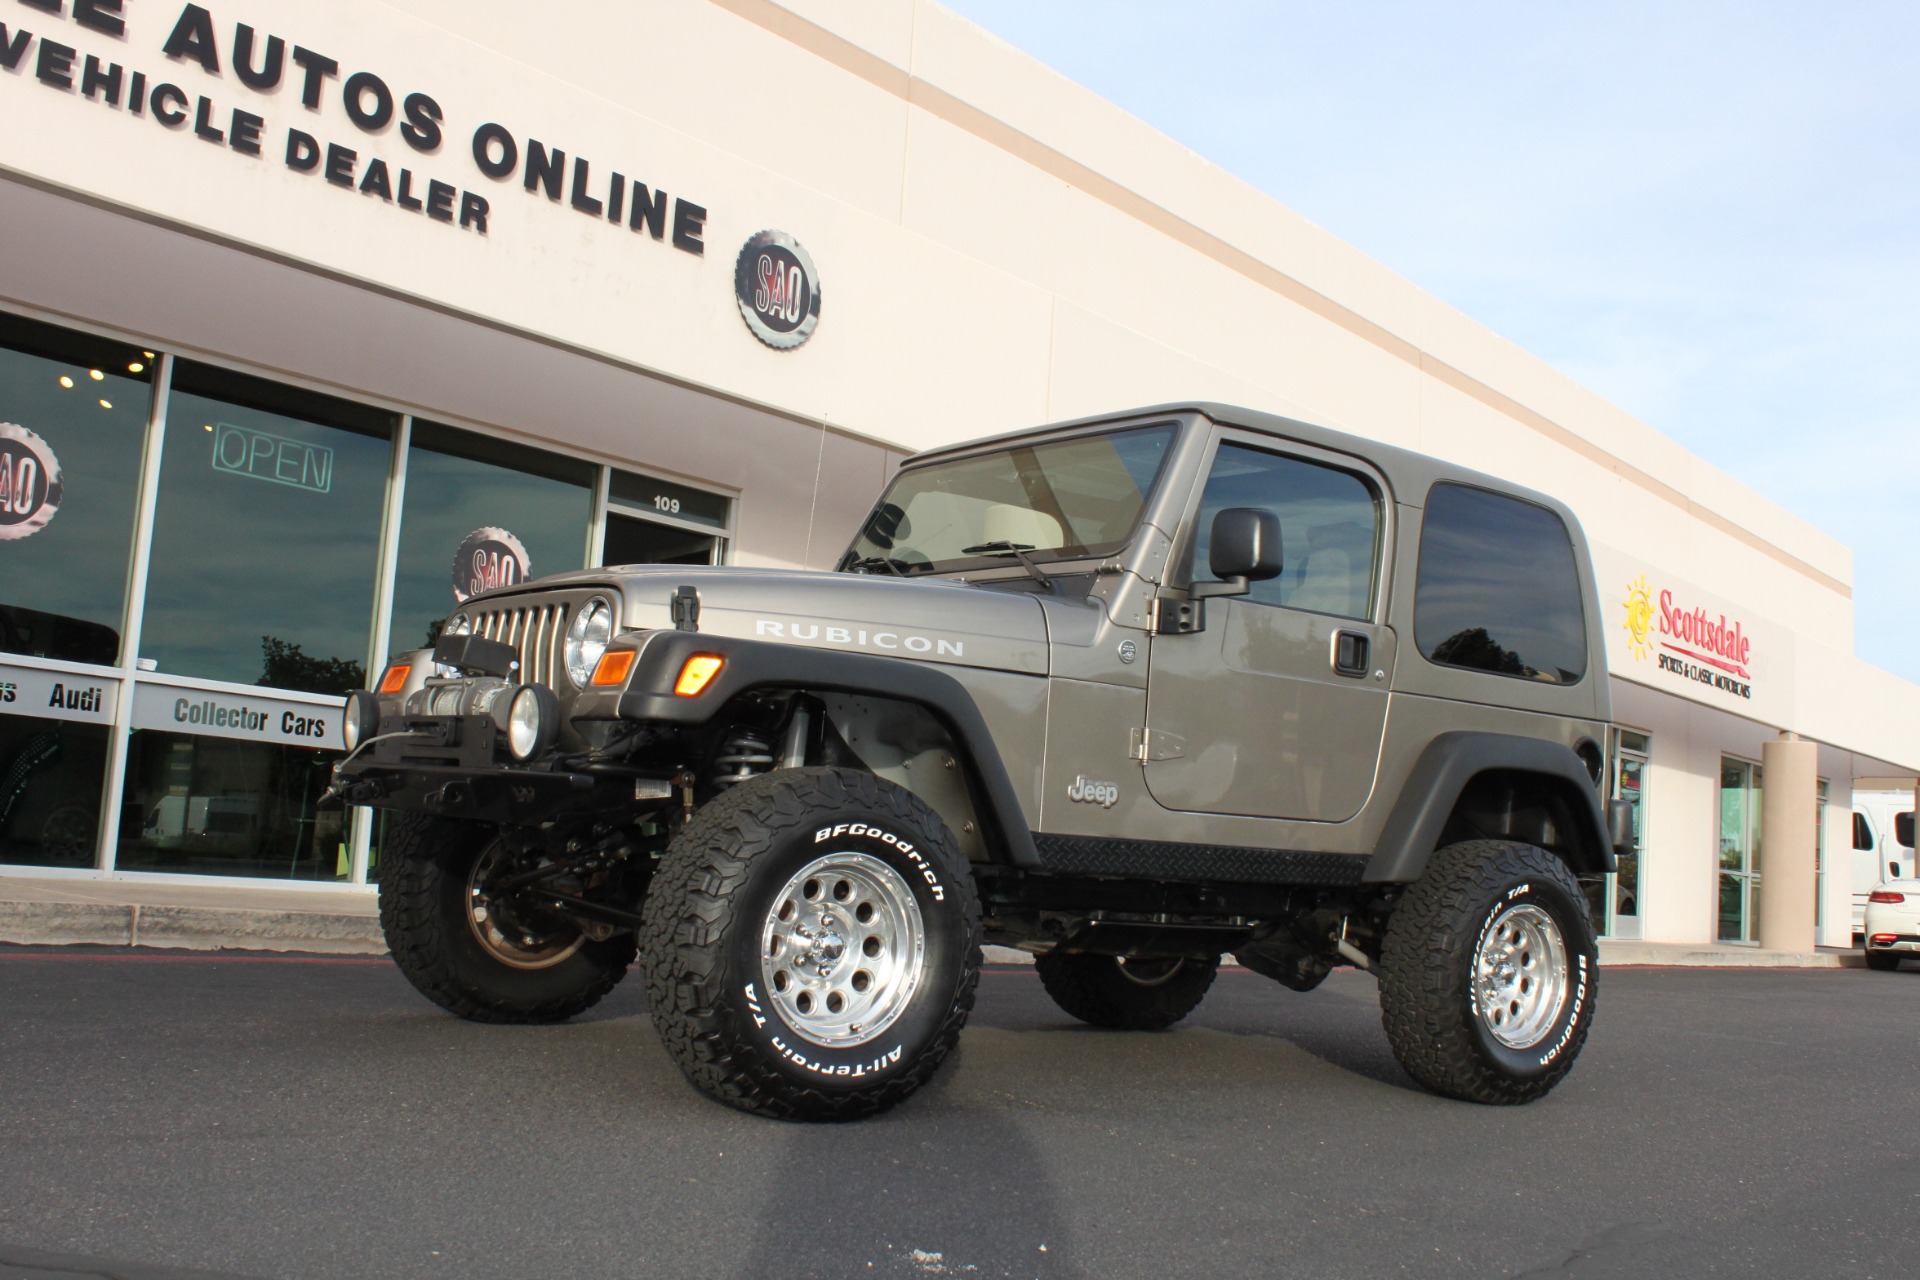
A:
[257, 636, 364, 696]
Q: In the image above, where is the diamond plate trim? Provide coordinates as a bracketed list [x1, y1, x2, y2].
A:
[1031, 834, 1368, 885]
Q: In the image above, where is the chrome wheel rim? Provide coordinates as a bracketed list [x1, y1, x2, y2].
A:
[760, 851, 926, 1048]
[466, 843, 585, 970]
[1473, 903, 1569, 1050]
[1115, 956, 1187, 987]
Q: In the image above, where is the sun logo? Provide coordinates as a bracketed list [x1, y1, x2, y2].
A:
[1622, 575, 1654, 661]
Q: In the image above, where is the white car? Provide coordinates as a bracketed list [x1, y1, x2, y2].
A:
[1863, 879, 1920, 972]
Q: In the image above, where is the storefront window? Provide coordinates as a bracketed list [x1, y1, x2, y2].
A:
[1719, 757, 1763, 942]
[115, 729, 348, 880]
[386, 423, 595, 654]
[0, 314, 153, 666]
[139, 363, 396, 691]
[0, 712, 110, 867]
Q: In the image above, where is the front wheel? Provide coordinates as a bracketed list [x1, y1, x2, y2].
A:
[1035, 952, 1218, 1029]
[378, 813, 635, 1023]
[640, 768, 981, 1121]
[1377, 840, 1598, 1105]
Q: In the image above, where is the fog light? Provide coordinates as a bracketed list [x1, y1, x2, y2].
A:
[342, 691, 382, 752]
[674, 654, 725, 697]
[506, 685, 558, 760]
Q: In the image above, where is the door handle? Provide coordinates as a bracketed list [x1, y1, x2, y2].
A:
[1330, 629, 1370, 678]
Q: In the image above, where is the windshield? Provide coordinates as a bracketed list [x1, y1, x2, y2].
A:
[839, 424, 1178, 576]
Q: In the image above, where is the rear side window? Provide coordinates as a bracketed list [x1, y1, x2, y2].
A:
[1415, 483, 1587, 684]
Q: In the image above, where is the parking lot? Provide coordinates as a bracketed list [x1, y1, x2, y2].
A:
[2, 946, 1916, 1280]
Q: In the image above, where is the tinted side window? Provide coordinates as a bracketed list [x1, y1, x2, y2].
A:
[1415, 483, 1586, 683]
[1190, 443, 1378, 619]
[1853, 812, 1874, 852]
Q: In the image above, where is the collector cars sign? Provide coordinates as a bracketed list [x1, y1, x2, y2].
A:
[0, 423, 63, 540]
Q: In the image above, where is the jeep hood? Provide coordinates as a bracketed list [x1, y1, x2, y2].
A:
[476, 564, 1050, 676]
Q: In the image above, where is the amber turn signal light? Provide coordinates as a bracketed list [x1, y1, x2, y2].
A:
[591, 649, 638, 686]
[378, 662, 411, 694]
[673, 654, 725, 697]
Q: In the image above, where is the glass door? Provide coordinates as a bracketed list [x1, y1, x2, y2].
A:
[598, 468, 731, 568]
[1598, 730, 1649, 938]
[1719, 757, 1763, 942]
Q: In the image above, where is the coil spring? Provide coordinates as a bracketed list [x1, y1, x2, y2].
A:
[711, 730, 775, 790]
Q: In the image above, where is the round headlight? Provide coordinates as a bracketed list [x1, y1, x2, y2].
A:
[506, 685, 557, 760]
[565, 597, 615, 687]
[342, 691, 381, 752]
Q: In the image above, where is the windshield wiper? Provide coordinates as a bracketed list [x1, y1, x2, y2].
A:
[961, 541, 1058, 593]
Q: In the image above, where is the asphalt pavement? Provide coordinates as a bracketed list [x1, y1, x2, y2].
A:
[1, 947, 1916, 1280]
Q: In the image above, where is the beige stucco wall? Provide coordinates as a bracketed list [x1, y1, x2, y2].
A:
[0, 0, 1912, 776]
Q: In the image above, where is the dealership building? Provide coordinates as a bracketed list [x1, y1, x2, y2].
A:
[1, 0, 1914, 950]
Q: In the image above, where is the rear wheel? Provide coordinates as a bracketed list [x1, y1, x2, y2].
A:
[378, 813, 635, 1023]
[1864, 948, 1902, 972]
[1377, 839, 1597, 1104]
[1035, 951, 1218, 1030]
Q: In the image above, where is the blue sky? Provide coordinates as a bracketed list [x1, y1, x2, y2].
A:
[939, 0, 1920, 682]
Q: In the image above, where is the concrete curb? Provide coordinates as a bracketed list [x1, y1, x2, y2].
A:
[0, 900, 386, 955]
[0, 895, 1868, 968]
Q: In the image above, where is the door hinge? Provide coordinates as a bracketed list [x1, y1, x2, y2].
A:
[1129, 727, 1187, 762]
[1148, 596, 1202, 635]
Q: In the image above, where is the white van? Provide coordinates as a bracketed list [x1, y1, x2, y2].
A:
[1851, 789, 1916, 934]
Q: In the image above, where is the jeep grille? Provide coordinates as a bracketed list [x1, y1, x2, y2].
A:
[467, 601, 571, 688]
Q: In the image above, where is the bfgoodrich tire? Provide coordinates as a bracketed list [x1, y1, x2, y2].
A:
[640, 767, 981, 1121]
[1377, 839, 1598, 1105]
[1035, 952, 1218, 1030]
[378, 813, 635, 1024]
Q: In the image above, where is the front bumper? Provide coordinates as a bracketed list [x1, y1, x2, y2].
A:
[329, 707, 625, 824]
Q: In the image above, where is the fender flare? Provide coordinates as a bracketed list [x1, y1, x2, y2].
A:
[601, 630, 1041, 867]
[1365, 731, 1616, 883]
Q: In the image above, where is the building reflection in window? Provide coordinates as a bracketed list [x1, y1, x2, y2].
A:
[0, 314, 152, 666]
[386, 422, 595, 655]
[115, 729, 348, 881]
[139, 362, 395, 690]
[0, 713, 109, 868]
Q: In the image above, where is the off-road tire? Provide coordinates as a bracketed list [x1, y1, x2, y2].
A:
[1864, 949, 1902, 972]
[640, 767, 980, 1121]
[1378, 839, 1597, 1105]
[378, 812, 635, 1024]
[1035, 952, 1218, 1030]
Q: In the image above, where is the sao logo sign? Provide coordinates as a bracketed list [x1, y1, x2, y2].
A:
[0, 423, 64, 540]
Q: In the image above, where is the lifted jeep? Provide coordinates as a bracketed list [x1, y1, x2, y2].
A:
[331, 403, 1628, 1119]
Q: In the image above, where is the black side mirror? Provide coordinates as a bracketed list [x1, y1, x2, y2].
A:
[1194, 507, 1282, 600]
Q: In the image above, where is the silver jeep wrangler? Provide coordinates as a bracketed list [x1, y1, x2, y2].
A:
[332, 403, 1627, 1119]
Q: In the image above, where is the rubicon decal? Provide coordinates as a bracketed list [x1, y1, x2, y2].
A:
[0, 424, 64, 541]
[755, 619, 963, 659]
[1622, 574, 1755, 700]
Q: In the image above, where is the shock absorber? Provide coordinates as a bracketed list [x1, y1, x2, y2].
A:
[710, 729, 775, 790]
